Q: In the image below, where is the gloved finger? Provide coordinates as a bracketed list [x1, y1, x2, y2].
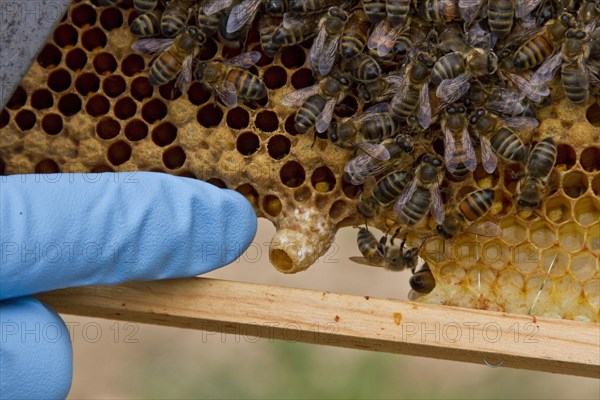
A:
[0, 297, 72, 399]
[0, 173, 257, 299]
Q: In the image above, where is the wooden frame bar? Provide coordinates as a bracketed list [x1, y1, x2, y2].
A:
[36, 277, 599, 378]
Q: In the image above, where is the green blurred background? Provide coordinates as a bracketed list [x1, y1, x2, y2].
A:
[66, 221, 599, 399]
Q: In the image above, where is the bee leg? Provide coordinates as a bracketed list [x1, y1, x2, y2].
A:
[310, 131, 318, 149]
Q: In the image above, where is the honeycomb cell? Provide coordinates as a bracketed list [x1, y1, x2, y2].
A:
[37, 44, 62, 69]
[500, 216, 526, 245]
[142, 99, 167, 123]
[206, 178, 227, 188]
[157, 81, 181, 101]
[41, 114, 63, 135]
[100, 7, 123, 30]
[85, 94, 110, 117]
[187, 82, 211, 105]
[71, 3, 97, 28]
[151, 122, 177, 147]
[586, 222, 600, 254]
[512, 243, 539, 273]
[334, 96, 358, 118]
[263, 66, 287, 89]
[124, 119, 148, 141]
[481, 239, 509, 269]
[53, 24, 78, 48]
[280, 161, 305, 188]
[91, 164, 115, 173]
[438, 262, 466, 286]
[423, 237, 453, 264]
[544, 195, 572, 223]
[457, 185, 477, 200]
[93, 53, 118, 75]
[65, 48, 88, 72]
[342, 179, 362, 199]
[315, 194, 329, 209]
[586, 103, 600, 127]
[311, 166, 336, 193]
[131, 77, 153, 101]
[473, 164, 500, 189]
[0, 158, 4, 175]
[502, 164, 522, 193]
[291, 68, 315, 89]
[251, 44, 273, 67]
[221, 46, 242, 59]
[121, 54, 145, 76]
[255, 110, 278, 132]
[580, 147, 600, 172]
[114, 97, 137, 120]
[529, 220, 557, 249]
[467, 267, 496, 291]
[0, 109, 9, 129]
[574, 196, 600, 226]
[562, 170, 588, 198]
[82, 27, 108, 51]
[57, 94, 82, 117]
[281, 46, 306, 69]
[284, 114, 300, 136]
[236, 132, 260, 156]
[328, 200, 347, 220]
[452, 237, 481, 268]
[103, 75, 126, 98]
[593, 174, 600, 196]
[490, 190, 512, 216]
[35, 159, 60, 173]
[75, 73, 100, 95]
[267, 135, 291, 160]
[557, 222, 585, 252]
[432, 136, 445, 157]
[497, 269, 525, 291]
[163, 146, 186, 169]
[555, 143, 576, 171]
[294, 186, 312, 202]
[197, 104, 223, 127]
[541, 248, 570, 277]
[570, 252, 597, 281]
[198, 37, 218, 60]
[108, 140, 132, 166]
[31, 89, 54, 110]
[15, 110, 36, 131]
[96, 117, 120, 139]
[226, 107, 250, 129]
[235, 184, 259, 207]
[263, 195, 282, 217]
[6, 86, 27, 110]
[584, 279, 600, 308]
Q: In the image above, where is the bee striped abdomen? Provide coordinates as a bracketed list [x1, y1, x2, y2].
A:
[400, 189, 431, 225]
[391, 87, 420, 120]
[130, 10, 161, 37]
[363, 114, 396, 141]
[228, 69, 267, 100]
[362, 0, 387, 24]
[487, 0, 515, 39]
[386, 0, 410, 25]
[134, 0, 157, 13]
[374, 171, 409, 205]
[561, 63, 588, 103]
[357, 227, 384, 259]
[513, 36, 554, 69]
[149, 52, 180, 86]
[432, 53, 465, 84]
[490, 128, 526, 162]
[459, 189, 494, 221]
[529, 137, 557, 177]
[295, 94, 327, 133]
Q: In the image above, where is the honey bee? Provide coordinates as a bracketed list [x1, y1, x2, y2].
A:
[469, 108, 538, 171]
[579, 0, 600, 25]
[416, 0, 461, 22]
[436, 188, 499, 239]
[362, 0, 387, 24]
[342, 53, 382, 82]
[134, 0, 158, 14]
[441, 103, 477, 180]
[340, 10, 371, 59]
[161, 0, 196, 37]
[433, 24, 498, 105]
[196, 4, 223, 36]
[272, 13, 319, 48]
[390, 52, 435, 129]
[290, 0, 344, 14]
[328, 103, 398, 146]
[560, 27, 598, 104]
[344, 139, 411, 185]
[227, 0, 289, 34]
[409, 262, 436, 297]
[282, 73, 351, 134]
[464, 82, 530, 118]
[350, 227, 420, 272]
[309, 7, 349, 76]
[458, 0, 542, 38]
[130, 10, 162, 37]
[517, 137, 557, 209]
[357, 170, 412, 219]
[394, 154, 445, 226]
[367, 1, 411, 57]
[218, 5, 254, 48]
[357, 71, 405, 103]
[132, 26, 207, 93]
[259, 15, 282, 57]
[194, 51, 267, 108]
[505, 50, 563, 103]
[202, 0, 234, 16]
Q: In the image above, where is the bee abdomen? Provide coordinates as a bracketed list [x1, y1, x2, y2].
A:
[130, 10, 161, 37]
[432, 53, 465, 85]
[295, 94, 327, 133]
[490, 128, 526, 162]
[149, 53, 179, 86]
[561, 63, 589, 103]
[341, 33, 368, 59]
[374, 171, 409, 205]
[386, 0, 410, 25]
[362, 0, 387, 24]
[487, 0, 515, 38]
[528, 137, 557, 178]
[400, 189, 431, 225]
[357, 227, 383, 259]
[391, 87, 420, 120]
[363, 114, 396, 141]
[161, 12, 186, 37]
[459, 189, 494, 221]
[513, 36, 554, 70]
[134, 0, 157, 14]
[228, 69, 267, 100]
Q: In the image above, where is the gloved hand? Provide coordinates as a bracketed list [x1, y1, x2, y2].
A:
[0, 172, 257, 399]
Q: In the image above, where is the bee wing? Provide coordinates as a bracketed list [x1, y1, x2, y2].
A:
[281, 84, 319, 106]
[394, 178, 417, 215]
[362, 102, 390, 115]
[443, 123, 460, 173]
[318, 34, 341, 76]
[316, 98, 337, 133]
[462, 126, 478, 172]
[506, 72, 547, 102]
[175, 54, 193, 94]
[516, 0, 542, 19]
[203, 0, 232, 16]
[467, 221, 502, 237]
[309, 23, 328, 73]
[486, 88, 526, 114]
[282, 12, 302, 30]
[131, 38, 174, 54]
[501, 116, 539, 131]
[213, 80, 238, 108]
[479, 135, 498, 174]
[227, 0, 262, 34]
[531, 51, 562, 87]
[467, 22, 496, 49]
[578, 61, 591, 91]
[458, 0, 484, 24]
[377, 24, 405, 58]
[417, 84, 432, 129]
[430, 184, 445, 225]
[349, 256, 384, 268]
[226, 51, 261, 68]
[368, 18, 391, 54]
[356, 142, 391, 160]
[436, 74, 471, 105]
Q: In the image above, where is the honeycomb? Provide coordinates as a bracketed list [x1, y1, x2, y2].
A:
[0, 0, 598, 321]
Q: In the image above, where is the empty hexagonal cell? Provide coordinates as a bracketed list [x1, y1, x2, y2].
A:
[100, 7, 123, 30]
[587, 222, 600, 255]
[263, 66, 287, 89]
[334, 96, 358, 118]
[235, 184, 259, 208]
[96, 117, 120, 139]
[158, 81, 182, 101]
[6, 86, 26, 110]
[467, 267, 496, 291]
[108, 140, 132, 166]
[129, 77, 152, 101]
[555, 143, 576, 171]
[422, 237, 453, 264]
[311, 166, 336, 193]
[142, 99, 167, 123]
[225, 107, 249, 130]
[583, 279, 599, 308]
[291, 68, 315, 89]
[37, 44, 62, 68]
[162, 146, 186, 169]
[15, 110, 36, 131]
[557, 222, 585, 252]
[197, 104, 223, 128]
[562, 170, 588, 198]
[574, 196, 600, 227]
[255, 110, 279, 132]
[341, 179, 362, 199]
[198, 37, 218, 60]
[579, 147, 600, 172]
[35, 159, 60, 173]
[586, 103, 600, 127]
[121, 54, 145, 76]
[473, 164, 499, 189]
[452, 237, 481, 268]
[93, 53, 117, 75]
[497, 269, 525, 291]
[57, 94, 82, 117]
[281, 46, 306, 69]
[328, 200, 347, 220]
[66, 48, 87, 72]
[544, 195, 572, 224]
[236, 132, 260, 156]
[499, 216, 526, 245]
[75, 73, 100, 95]
[53, 24, 78, 48]
[481, 239, 509, 269]
[593, 174, 600, 196]
[280, 161, 305, 188]
[187, 82, 211, 105]
[263, 195, 282, 217]
[31, 89, 54, 110]
[438, 262, 466, 286]
[512, 243, 539, 273]
[570, 251, 598, 281]
[250, 44, 272, 67]
[294, 186, 312, 202]
[103, 75, 126, 98]
[540, 248, 570, 277]
[85, 94, 109, 117]
[72, 3, 97, 28]
[124, 119, 148, 141]
[284, 114, 300, 136]
[315, 194, 329, 210]
[41, 113, 63, 135]
[114, 97, 137, 120]
[529, 220, 557, 249]
[267, 135, 291, 160]
[151, 122, 177, 147]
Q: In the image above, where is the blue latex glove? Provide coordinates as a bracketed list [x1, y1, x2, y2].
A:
[0, 172, 257, 399]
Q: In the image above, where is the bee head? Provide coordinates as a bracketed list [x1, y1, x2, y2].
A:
[265, 0, 287, 15]
[187, 26, 207, 44]
[194, 62, 207, 80]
